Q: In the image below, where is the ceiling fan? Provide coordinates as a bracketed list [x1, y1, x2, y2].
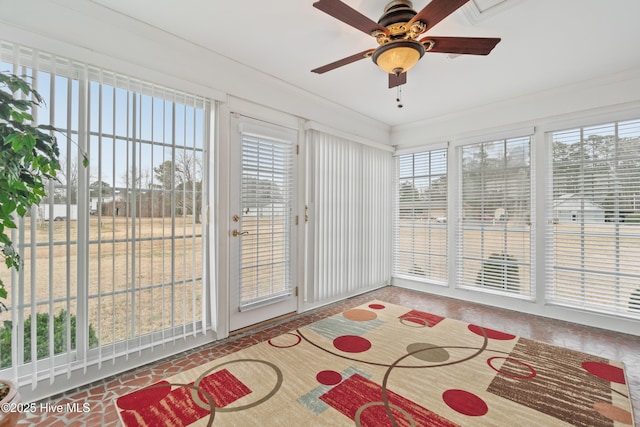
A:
[311, 0, 501, 92]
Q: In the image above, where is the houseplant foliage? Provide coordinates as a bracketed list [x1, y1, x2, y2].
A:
[0, 309, 99, 368]
[0, 71, 61, 312]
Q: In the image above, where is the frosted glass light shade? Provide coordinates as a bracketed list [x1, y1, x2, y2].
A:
[372, 40, 425, 74]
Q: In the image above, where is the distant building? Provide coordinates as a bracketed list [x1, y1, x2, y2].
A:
[36, 204, 78, 221]
[553, 194, 604, 223]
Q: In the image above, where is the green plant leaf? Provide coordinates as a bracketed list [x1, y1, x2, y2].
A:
[1, 199, 17, 215]
[0, 71, 62, 307]
[2, 219, 16, 229]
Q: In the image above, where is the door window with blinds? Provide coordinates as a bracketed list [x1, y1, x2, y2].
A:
[394, 149, 448, 283]
[548, 119, 640, 318]
[238, 127, 294, 310]
[458, 136, 533, 296]
[0, 43, 210, 385]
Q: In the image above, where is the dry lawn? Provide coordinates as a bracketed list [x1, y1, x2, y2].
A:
[0, 216, 204, 345]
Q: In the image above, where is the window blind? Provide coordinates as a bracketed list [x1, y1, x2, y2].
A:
[548, 119, 640, 318]
[306, 130, 392, 304]
[393, 149, 448, 283]
[239, 132, 294, 308]
[457, 136, 533, 296]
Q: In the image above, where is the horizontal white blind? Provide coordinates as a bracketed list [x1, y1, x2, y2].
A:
[307, 131, 392, 303]
[239, 133, 294, 308]
[393, 149, 448, 283]
[548, 119, 640, 318]
[458, 137, 533, 296]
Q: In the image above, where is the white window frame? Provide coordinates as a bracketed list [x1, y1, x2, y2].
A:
[393, 146, 448, 285]
[546, 118, 640, 319]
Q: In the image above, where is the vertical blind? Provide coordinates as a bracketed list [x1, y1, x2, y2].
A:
[457, 136, 533, 296]
[0, 41, 211, 392]
[393, 149, 448, 283]
[548, 119, 640, 317]
[306, 130, 392, 304]
[239, 130, 294, 309]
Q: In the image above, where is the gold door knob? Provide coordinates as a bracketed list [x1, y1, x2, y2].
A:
[232, 230, 249, 237]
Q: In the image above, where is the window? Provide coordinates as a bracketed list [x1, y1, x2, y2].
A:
[548, 119, 640, 318]
[394, 149, 448, 283]
[0, 42, 212, 391]
[239, 129, 294, 308]
[458, 136, 533, 296]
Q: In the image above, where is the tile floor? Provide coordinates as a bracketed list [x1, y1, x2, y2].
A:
[16, 286, 640, 426]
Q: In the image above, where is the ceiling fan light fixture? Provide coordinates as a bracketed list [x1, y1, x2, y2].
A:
[372, 40, 425, 75]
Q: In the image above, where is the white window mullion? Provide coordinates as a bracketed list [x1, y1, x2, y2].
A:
[64, 67, 74, 380]
[95, 68, 104, 370]
[27, 64, 39, 390]
[109, 81, 118, 365]
[161, 93, 167, 348]
[181, 92, 188, 337]
[46, 60, 57, 384]
[190, 96, 198, 337]
[77, 64, 90, 374]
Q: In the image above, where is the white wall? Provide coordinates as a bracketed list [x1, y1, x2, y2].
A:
[391, 67, 640, 148]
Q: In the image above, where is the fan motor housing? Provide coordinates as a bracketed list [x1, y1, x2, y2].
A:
[378, 0, 417, 29]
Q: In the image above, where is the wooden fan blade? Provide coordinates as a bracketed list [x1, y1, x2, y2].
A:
[421, 36, 501, 55]
[389, 72, 407, 88]
[311, 49, 375, 74]
[313, 0, 389, 37]
[409, 0, 471, 32]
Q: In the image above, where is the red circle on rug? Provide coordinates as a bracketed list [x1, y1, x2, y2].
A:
[582, 361, 626, 384]
[369, 304, 386, 310]
[316, 370, 342, 386]
[333, 335, 372, 353]
[116, 381, 171, 410]
[442, 389, 489, 417]
[468, 324, 516, 341]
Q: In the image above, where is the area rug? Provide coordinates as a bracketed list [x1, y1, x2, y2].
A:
[114, 300, 634, 426]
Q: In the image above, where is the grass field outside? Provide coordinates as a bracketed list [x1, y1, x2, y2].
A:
[0, 216, 204, 347]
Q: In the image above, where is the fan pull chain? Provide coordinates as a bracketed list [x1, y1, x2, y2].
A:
[396, 84, 403, 108]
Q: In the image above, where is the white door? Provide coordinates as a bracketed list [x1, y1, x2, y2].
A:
[228, 116, 298, 331]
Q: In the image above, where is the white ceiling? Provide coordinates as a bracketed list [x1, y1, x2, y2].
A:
[75, 0, 640, 126]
